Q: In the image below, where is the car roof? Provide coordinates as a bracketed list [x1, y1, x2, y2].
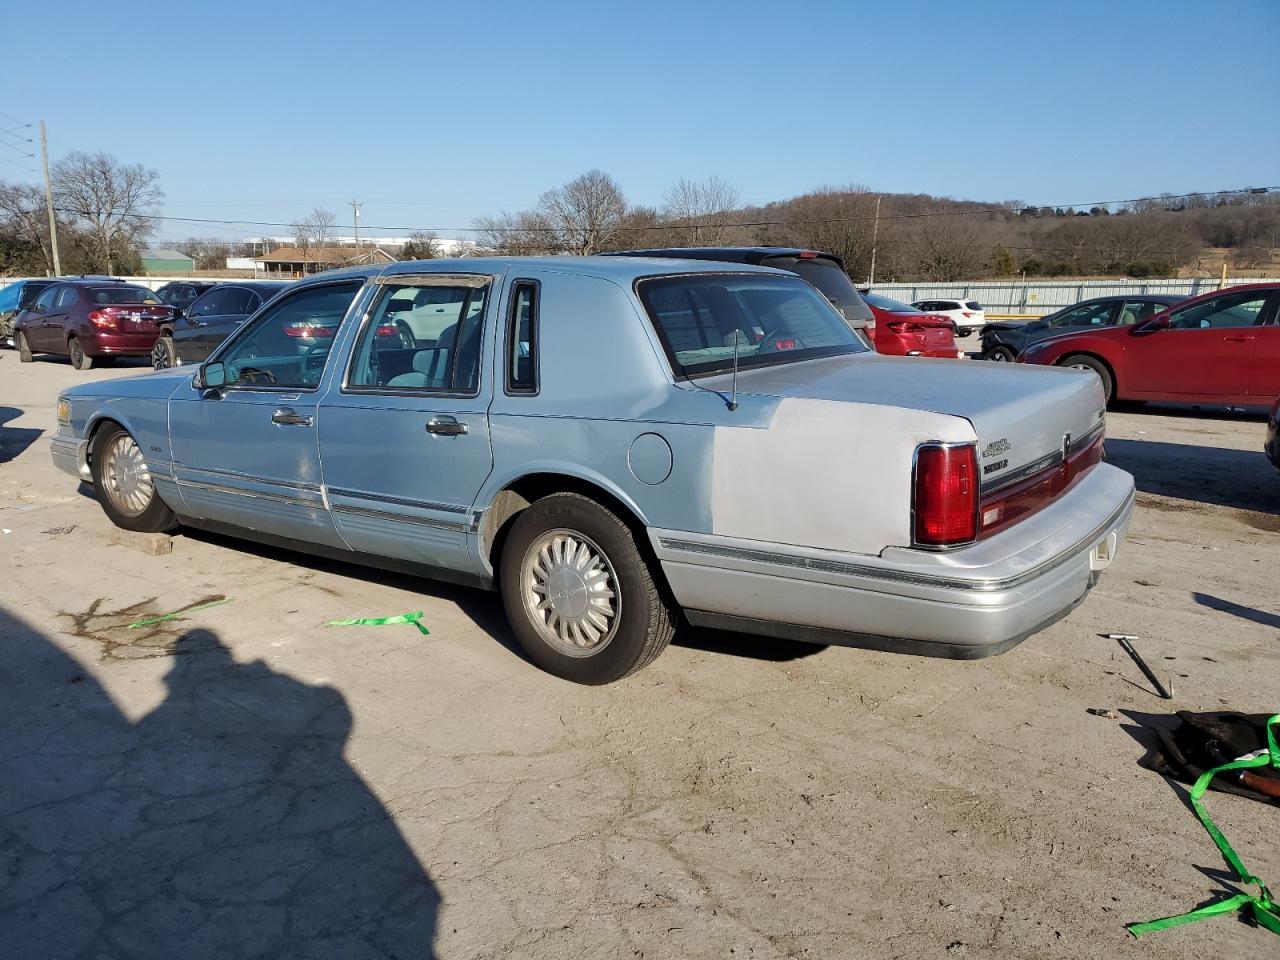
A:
[295, 256, 790, 288]
[210, 280, 290, 291]
[603, 246, 840, 264]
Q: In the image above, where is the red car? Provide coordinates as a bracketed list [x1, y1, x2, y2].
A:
[1016, 283, 1280, 407]
[14, 279, 175, 370]
[860, 292, 962, 358]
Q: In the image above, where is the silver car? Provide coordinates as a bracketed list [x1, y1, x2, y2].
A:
[52, 257, 1135, 683]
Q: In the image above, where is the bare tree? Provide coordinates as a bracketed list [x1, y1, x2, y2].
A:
[0, 181, 57, 273]
[536, 169, 627, 255]
[308, 207, 335, 249]
[52, 151, 162, 273]
[661, 176, 741, 245]
[401, 231, 441, 259]
[472, 209, 557, 256]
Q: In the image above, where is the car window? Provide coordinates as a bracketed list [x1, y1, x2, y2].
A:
[55, 287, 80, 308]
[32, 286, 59, 310]
[1047, 302, 1115, 328]
[639, 273, 868, 377]
[1117, 300, 1167, 326]
[760, 255, 873, 323]
[862, 292, 924, 313]
[188, 289, 227, 317]
[506, 280, 539, 394]
[91, 286, 163, 305]
[217, 281, 363, 390]
[1170, 291, 1270, 330]
[347, 278, 490, 393]
[220, 288, 255, 315]
[20, 283, 50, 308]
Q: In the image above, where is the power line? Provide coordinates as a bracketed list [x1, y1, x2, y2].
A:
[0, 110, 32, 128]
[46, 184, 1278, 239]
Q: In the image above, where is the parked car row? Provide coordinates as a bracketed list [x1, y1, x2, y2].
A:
[51, 255, 1134, 684]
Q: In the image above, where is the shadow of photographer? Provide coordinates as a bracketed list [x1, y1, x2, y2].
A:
[0, 611, 439, 959]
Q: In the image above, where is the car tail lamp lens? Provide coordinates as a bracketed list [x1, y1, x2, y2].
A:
[774, 337, 797, 350]
[88, 310, 116, 329]
[886, 320, 910, 334]
[797, 250, 818, 259]
[913, 444, 979, 546]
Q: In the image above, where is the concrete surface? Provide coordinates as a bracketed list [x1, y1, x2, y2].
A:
[1, 352, 1278, 959]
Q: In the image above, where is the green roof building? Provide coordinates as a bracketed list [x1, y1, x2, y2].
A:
[139, 248, 196, 274]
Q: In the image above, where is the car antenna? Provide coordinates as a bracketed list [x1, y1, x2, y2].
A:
[728, 329, 741, 411]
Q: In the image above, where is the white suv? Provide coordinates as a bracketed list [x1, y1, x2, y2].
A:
[912, 298, 986, 337]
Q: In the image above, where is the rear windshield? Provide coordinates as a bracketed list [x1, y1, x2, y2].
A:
[92, 286, 164, 305]
[965, 300, 983, 311]
[638, 273, 869, 377]
[19, 282, 51, 308]
[761, 255, 873, 322]
[862, 292, 923, 314]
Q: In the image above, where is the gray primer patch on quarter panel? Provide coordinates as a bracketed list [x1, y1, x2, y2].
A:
[628, 432, 674, 485]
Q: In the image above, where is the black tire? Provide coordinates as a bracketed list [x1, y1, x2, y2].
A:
[16, 329, 33, 362]
[985, 345, 1015, 362]
[90, 424, 179, 533]
[1060, 354, 1114, 404]
[69, 336, 95, 370]
[152, 334, 176, 370]
[500, 493, 674, 684]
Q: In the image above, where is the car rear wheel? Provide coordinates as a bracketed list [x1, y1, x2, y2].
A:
[152, 334, 176, 370]
[1060, 354, 1114, 404]
[16, 330, 33, 362]
[90, 424, 178, 533]
[985, 345, 1015, 362]
[500, 493, 674, 684]
[68, 337, 94, 370]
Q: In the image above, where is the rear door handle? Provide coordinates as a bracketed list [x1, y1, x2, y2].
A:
[271, 407, 313, 427]
[426, 416, 468, 437]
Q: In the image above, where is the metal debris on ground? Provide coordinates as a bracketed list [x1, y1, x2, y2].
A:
[1112, 635, 1173, 699]
[41, 525, 76, 536]
[1129, 715, 1280, 938]
[326, 610, 430, 635]
[126, 597, 233, 630]
[1086, 708, 1120, 720]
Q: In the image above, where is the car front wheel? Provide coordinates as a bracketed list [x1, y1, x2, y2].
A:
[152, 334, 177, 370]
[90, 424, 179, 533]
[1060, 354, 1114, 404]
[985, 345, 1015, 362]
[500, 493, 674, 684]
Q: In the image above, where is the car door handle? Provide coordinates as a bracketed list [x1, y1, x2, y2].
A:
[426, 416, 468, 437]
[271, 407, 313, 427]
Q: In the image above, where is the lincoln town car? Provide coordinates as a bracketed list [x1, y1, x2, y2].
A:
[51, 257, 1136, 684]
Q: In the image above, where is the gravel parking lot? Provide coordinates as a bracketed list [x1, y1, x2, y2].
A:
[2, 354, 1277, 959]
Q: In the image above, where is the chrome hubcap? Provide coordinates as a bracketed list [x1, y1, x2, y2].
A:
[1068, 362, 1092, 371]
[103, 435, 154, 517]
[991, 352, 1009, 361]
[521, 529, 619, 656]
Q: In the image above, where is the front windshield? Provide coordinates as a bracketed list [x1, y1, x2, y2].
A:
[861, 292, 923, 314]
[638, 273, 869, 377]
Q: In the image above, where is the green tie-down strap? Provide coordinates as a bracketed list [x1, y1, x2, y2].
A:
[1129, 714, 1280, 937]
[326, 610, 430, 636]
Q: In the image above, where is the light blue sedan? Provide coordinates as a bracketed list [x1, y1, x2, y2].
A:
[52, 257, 1135, 683]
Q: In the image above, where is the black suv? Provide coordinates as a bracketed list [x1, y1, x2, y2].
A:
[154, 280, 219, 312]
[0, 279, 54, 348]
[604, 247, 875, 343]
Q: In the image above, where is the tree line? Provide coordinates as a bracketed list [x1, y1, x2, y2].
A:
[3, 158, 1276, 280]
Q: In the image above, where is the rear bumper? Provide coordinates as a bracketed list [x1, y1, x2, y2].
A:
[87, 330, 161, 355]
[50, 435, 91, 481]
[652, 463, 1136, 658]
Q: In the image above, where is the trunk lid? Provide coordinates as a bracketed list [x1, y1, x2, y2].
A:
[100, 303, 174, 333]
[696, 353, 1106, 492]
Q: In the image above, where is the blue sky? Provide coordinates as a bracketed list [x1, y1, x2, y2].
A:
[4, 0, 1277, 242]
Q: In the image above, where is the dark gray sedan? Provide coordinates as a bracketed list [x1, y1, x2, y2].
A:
[979, 294, 1184, 361]
[153, 281, 289, 369]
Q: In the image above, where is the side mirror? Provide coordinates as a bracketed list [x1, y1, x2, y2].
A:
[200, 361, 227, 397]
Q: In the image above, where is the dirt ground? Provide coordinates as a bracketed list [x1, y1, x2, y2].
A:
[1, 353, 1277, 960]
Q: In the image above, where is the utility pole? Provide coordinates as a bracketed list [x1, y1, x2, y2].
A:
[350, 200, 362, 249]
[39, 120, 61, 276]
[867, 195, 881, 287]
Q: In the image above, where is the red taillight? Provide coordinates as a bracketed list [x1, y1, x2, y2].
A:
[375, 324, 398, 337]
[913, 444, 979, 546]
[962, 311, 975, 317]
[797, 250, 818, 259]
[979, 431, 1104, 537]
[88, 310, 116, 329]
[774, 338, 797, 350]
[886, 320, 911, 334]
[283, 323, 335, 338]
